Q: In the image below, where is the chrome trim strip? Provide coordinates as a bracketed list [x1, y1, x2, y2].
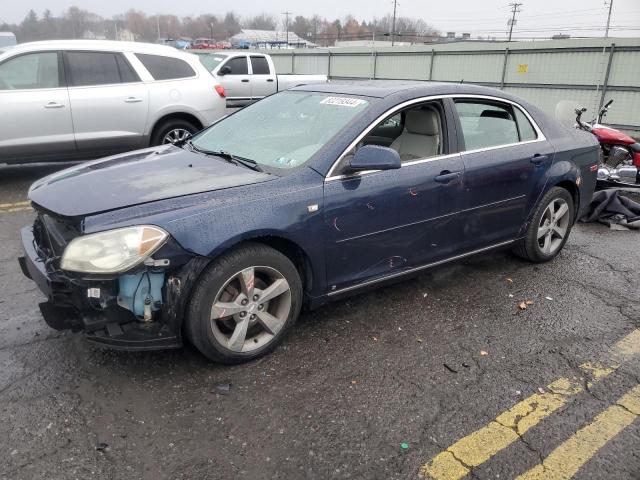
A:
[325, 93, 547, 181]
[327, 239, 516, 296]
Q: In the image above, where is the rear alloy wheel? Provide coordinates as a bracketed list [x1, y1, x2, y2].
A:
[186, 243, 302, 363]
[514, 187, 575, 262]
[150, 118, 199, 146]
[162, 128, 192, 145]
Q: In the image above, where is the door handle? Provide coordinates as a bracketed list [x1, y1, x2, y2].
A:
[124, 97, 143, 103]
[530, 154, 549, 165]
[266, 79, 274, 82]
[44, 102, 64, 109]
[434, 170, 461, 184]
[241, 79, 250, 83]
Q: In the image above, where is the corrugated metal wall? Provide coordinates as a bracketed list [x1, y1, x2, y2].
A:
[265, 38, 640, 135]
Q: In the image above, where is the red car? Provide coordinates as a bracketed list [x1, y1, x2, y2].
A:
[191, 38, 216, 49]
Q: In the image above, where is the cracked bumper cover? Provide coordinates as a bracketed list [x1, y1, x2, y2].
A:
[18, 225, 206, 351]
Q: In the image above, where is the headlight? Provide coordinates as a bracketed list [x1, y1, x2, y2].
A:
[61, 226, 168, 274]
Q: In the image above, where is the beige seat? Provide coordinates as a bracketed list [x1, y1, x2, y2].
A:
[390, 109, 440, 161]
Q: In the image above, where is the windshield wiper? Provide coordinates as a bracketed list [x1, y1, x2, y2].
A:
[185, 141, 263, 172]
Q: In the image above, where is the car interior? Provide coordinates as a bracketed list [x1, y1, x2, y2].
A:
[331, 102, 445, 175]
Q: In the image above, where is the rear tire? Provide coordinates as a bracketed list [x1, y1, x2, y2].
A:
[150, 118, 199, 146]
[513, 187, 575, 263]
[185, 243, 303, 364]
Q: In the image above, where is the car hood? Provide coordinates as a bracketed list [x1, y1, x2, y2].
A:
[29, 145, 274, 217]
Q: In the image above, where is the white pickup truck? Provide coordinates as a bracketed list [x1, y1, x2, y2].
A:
[198, 52, 328, 108]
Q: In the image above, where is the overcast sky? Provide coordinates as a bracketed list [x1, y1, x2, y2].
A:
[2, 0, 639, 39]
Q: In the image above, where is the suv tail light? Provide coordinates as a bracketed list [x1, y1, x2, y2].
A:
[214, 85, 225, 98]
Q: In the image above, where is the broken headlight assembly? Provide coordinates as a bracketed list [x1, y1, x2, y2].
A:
[61, 226, 168, 274]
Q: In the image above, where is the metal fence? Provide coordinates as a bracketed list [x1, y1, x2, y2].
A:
[265, 38, 640, 136]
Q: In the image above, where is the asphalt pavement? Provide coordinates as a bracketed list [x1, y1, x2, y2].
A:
[1, 162, 639, 480]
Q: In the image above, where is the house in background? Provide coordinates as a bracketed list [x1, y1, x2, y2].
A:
[0, 32, 17, 47]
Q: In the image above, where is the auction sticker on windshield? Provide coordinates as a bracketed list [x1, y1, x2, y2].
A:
[320, 97, 368, 107]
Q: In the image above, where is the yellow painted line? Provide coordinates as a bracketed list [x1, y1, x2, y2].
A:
[516, 384, 640, 480]
[418, 329, 640, 479]
[0, 200, 30, 208]
[0, 200, 32, 213]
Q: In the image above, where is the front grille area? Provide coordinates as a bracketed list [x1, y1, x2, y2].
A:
[32, 209, 82, 265]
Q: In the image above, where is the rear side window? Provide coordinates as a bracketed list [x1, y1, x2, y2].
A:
[514, 107, 538, 141]
[223, 57, 248, 75]
[66, 52, 124, 86]
[455, 101, 520, 151]
[250, 56, 270, 75]
[0, 52, 59, 89]
[135, 54, 196, 80]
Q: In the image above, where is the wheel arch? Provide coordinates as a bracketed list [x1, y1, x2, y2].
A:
[551, 179, 580, 220]
[206, 233, 317, 301]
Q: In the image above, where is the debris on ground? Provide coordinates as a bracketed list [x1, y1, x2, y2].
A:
[417, 338, 423, 343]
[538, 387, 545, 394]
[508, 294, 514, 298]
[213, 382, 232, 395]
[372, 336, 378, 342]
[462, 362, 470, 368]
[400, 442, 410, 450]
[480, 350, 488, 356]
[443, 363, 458, 373]
[506, 277, 513, 283]
[545, 296, 553, 301]
[95, 442, 109, 452]
[518, 300, 534, 310]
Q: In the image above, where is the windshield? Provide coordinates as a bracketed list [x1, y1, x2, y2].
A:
[190, 91, 371, 171]
[200, 54, 227, 71]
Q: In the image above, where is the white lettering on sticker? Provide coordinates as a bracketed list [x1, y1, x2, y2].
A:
[320, 96, 367, 107]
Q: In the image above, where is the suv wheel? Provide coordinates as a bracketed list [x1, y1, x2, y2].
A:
[151, 118, 199, 146]
[514, 187, 575, 262]
[185, 243, 303, 363]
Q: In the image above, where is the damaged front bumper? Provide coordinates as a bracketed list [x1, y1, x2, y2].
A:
[18, 225, 207, 351]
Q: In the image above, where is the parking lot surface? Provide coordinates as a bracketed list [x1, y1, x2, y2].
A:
[1, 163, 639, 480]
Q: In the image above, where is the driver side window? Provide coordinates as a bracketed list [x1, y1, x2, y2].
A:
[334, 102, 445, 175]
[0, 52, 59, 90]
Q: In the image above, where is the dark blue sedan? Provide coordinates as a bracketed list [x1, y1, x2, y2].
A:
[19, 81, 599, 363]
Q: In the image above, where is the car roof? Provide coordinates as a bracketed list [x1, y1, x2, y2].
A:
[5, 40, 188, 57]
[292, 80, 517, 100]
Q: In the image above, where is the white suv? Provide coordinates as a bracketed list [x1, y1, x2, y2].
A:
[0, 40, 226, 164]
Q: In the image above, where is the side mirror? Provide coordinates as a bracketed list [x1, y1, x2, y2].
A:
[218, 65, 231, 75]
[349, 145, 401, 171]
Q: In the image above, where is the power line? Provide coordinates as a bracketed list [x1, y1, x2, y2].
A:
[507, 3, 523, 42]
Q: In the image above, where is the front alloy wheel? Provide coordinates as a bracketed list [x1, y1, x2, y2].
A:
[210, 267, 292, 353]
[185, 243, 302, 363]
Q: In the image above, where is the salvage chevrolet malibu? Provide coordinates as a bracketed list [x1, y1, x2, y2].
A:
[19, 81, 599, 363]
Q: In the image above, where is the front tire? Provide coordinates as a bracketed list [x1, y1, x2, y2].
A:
[514, 187, 574, 263]
[185, 243, 303, 363]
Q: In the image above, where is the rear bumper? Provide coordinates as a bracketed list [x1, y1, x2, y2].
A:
[18, 225, 182, 351]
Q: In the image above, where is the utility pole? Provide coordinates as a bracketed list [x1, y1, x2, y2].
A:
[156, 15, 161, 41]
[281, 11, 292, 46]
[604, 0, 614, 38]
[507, 3, 522, 42]
[391, 0, 398, 46]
